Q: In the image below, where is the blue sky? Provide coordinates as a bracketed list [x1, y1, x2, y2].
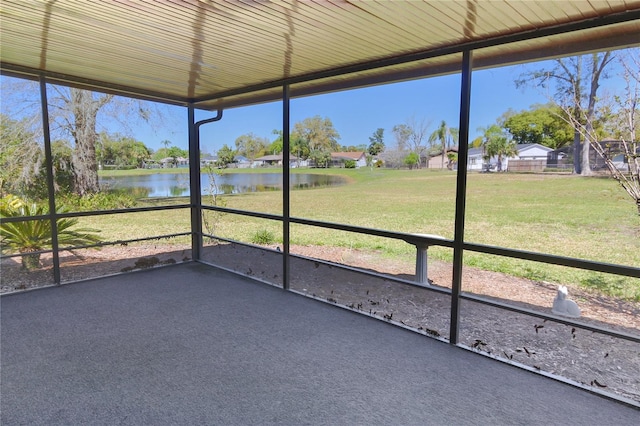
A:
[157, 56, 630, 155]
[1, 53, 629, 154]
[159, 63, 547, 155]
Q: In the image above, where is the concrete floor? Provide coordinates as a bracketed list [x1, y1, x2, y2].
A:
[2, 262, 637, 425]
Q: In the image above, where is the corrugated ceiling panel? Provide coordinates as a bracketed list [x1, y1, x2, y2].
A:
[1, 0, 639, 108]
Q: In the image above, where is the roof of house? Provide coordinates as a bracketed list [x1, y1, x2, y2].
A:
[516, 143, 553, 153]
[1, 2, 637, 110]
[467, 144, 553, 158]
[468, 147, 484, 157]
[331, 152, 366, 160]
[429, 147, 459, 157]
[160, 157, 189, 163]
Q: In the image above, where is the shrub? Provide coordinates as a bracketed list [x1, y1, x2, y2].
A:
[250, 229, 275, 245]
[0, 196, 103, 270]
[58, 191, 137, 211]
[344, 159, 356, 168]
[404, 152, 419, 169]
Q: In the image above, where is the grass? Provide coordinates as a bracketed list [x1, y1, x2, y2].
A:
[79, 167, 639, 300]
[250, 229, 277, 245]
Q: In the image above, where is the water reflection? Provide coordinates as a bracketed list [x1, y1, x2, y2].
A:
[101, 173, 346, 198]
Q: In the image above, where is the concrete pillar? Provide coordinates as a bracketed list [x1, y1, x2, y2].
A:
[415, 244, 429, 285]
[405, 233, 444, 287]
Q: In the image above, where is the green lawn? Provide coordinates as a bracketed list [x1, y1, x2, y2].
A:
[85, 167, 639, 300]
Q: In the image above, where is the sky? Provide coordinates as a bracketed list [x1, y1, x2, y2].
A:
[145, 58, 626, 155]
[1, 52, 631, 155]
[150, 64, 548, 155]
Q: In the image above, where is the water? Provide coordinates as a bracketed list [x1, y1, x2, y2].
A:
[100, 172, 346, 198]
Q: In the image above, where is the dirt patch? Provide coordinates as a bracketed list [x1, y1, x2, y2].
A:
[2, 242, 639, 403]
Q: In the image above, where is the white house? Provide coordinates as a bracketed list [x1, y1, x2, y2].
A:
[200, 154, 218, 167]
[467, 147, 485, 171]
[504, 143, 553, 171]
[252, 153, 302, 168]
[513, 143, 553, 160]
[234, 155, 252, 169]
[160, 156, 189, 168]
[330, 151, 367, 168]
[466, 143, 553, 172]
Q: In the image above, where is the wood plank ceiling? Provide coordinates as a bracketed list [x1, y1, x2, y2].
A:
[1, 0, 639, 110]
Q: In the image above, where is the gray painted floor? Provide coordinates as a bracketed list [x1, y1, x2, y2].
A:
[1, 262, 637, 425]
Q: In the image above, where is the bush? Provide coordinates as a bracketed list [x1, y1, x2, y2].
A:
[0, 195, 103, 270]
[58, 191, 137, 211]
[404, 152, 419, 169]
[344, 159, 356, 168]
[250, 229, 276, 245]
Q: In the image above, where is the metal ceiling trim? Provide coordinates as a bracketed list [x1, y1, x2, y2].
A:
[0, 63, 191, 107]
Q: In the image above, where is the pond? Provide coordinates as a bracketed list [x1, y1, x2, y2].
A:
[100, 173, 347, 198]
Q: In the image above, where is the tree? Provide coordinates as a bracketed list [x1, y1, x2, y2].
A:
[166, 146, 188, 167]
[49, 140, 75, 193]
[481, 125, 518, 172]
[501, 104, 574, 149]
[292, 116, 340, 166]
[293, 116, 340, 155]
[0, 114, 75, 198]
[392, 118, 433, 169]
[0, 114, 43, 197]
[123, 138, 151, 168]
[406, 116, 433, 168]
[368, 128, 385, 156]
[309, 150, 331, 168]
[289, 133, 309, 161]
[340, 144, 366, 152]
[428, 120, 459, 169]
[152, 147, 169, 161]
[517, 52, 614, 175]
[234, 132, 269, 162]
[216, 144, 236, 168]
[404, 152, 419, 170]
[2, 80, 162, 196]
[269, 130, 284, 155]
[446, 152, 458, 170]
[610, 50, 640, 214]
[63, 89, 113, 194]
[576, 49, 640, 214]
[97, 134, 151, 168]
[392, 124, 411, 151]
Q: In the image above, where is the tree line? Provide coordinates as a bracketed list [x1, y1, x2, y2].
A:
[219, 116, 367, 169]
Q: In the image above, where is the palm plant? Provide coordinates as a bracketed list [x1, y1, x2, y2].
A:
[1, 196, 102, 270]
[482, 125, 518, 172]
[428, 121, 459, 169]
